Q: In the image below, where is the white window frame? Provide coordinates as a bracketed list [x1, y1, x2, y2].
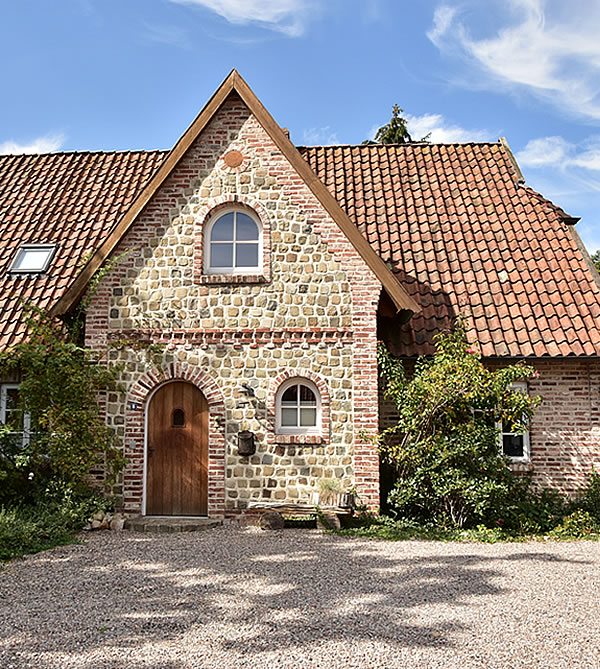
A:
[0, 384, 31, 448]
[498, 381, 530, 463]
[275, 378, 321, 435]
[204, 207, 262, 275]
[8, 244, 58, 274]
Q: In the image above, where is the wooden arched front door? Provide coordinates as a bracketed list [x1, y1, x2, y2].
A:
[146, 382, 208, 516]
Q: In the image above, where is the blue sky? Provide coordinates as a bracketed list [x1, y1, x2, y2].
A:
[1, 0, 600, 253]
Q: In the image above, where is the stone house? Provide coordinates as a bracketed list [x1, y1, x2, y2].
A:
[1, 70, 599, 519]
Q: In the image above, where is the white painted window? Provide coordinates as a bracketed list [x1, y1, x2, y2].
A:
[276, 379, 321, 434]
[205, 209, 261, 274]
[0, 384, 30, 448]
[9, 244, 57, 273]
[499, 381, 530, 462]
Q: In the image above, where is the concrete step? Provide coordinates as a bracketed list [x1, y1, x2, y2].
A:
[124, 517, 222, 534]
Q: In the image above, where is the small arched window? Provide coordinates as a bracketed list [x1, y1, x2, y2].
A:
[275, 378, 321, 434]
[205, 208, 261, 274]
[172, 408, 185, 428]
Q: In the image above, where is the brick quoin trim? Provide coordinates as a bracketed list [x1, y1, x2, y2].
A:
[84, 94, 384, 515]
[267, 368, 331, 445]
[194, 194, 272, 285]
[124, 363, 226, 517]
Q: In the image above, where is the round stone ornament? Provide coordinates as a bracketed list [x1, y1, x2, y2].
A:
[223, 150, 244, 168]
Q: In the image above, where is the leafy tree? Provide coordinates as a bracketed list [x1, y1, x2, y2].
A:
[591, 249, 600, 272]
[378, 320, 540, 527]
[0, 305, 126, 504]
[364, 104, 430, 145]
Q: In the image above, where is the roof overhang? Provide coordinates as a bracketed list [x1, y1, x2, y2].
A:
[52, 69, 419, 317]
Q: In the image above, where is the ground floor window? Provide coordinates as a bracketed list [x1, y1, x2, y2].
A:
[499, 381, 530, 462]
[0, 384, 30, 448]
[275, 378, 321, 434]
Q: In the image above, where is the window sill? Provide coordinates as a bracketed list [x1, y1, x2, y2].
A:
[509, 460, 532, 471]
[274, 433, 326, 445]
[196, 273, 269, 285]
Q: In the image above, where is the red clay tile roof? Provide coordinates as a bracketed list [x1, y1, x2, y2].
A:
[299, 142, 600, 357]
[1, 141, 599, 357]
[0, 150, 166, 348]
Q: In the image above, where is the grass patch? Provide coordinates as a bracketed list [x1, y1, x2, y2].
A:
[334, 515, 600, 544]
[0, 485, 111, 562]
[0, 505, 81, 562]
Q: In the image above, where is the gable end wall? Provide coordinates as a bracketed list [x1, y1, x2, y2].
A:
[84, 94, 382, 517]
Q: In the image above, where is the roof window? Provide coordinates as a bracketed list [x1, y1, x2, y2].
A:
[9, 244, 57, 274]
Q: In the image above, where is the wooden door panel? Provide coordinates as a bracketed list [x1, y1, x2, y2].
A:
[147, 382, 208, 516]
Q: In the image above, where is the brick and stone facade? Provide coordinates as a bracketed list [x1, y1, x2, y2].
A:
[84, 94, 382, 518]
[379, 358, 600, 495]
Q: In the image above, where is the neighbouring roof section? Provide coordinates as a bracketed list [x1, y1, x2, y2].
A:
[1, 138, 599, 358]
[0, 150, 167, 348]
[300, 142, 600, 357]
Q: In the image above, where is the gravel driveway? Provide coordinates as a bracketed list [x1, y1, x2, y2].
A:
[1, 527, 598, 668]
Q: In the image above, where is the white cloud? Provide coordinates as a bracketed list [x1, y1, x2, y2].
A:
[515, 134, 600, 251]
[428, 0, 600, 120]
[169, 0, 314, 36]
[365, 113, 492, 144]
[405, 113, 492, 143]
[517, 135, 600, 171]
[427, 5, 457, 45]
[0, 133, 65, 155]
[302, 126, 339, 146]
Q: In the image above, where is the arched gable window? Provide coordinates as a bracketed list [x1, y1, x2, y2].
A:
[275, 378, 321, 435]
[205, 208, 261, 274]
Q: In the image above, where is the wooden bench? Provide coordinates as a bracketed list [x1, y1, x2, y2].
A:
[246, 501, 353, 529]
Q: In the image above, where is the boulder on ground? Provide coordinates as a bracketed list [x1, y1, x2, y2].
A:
[259, 511, 285, 530]
[317, 512, 341, 531]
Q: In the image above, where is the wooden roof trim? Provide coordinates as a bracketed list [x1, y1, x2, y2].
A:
[51, 70, 237, 316]
[231, 73, 419, 314]
[53, 69, 419, 316]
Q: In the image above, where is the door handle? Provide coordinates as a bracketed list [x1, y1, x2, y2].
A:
[148, 446, 154, 457]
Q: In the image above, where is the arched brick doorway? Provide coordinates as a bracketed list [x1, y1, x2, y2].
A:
[146, 381, 208, 516]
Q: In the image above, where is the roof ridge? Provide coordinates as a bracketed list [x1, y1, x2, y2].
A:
[0, 148, 169, 158]
[296, 141, 503, 149]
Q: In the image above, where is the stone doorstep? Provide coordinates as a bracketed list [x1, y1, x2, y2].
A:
[124, 517, 223, 534]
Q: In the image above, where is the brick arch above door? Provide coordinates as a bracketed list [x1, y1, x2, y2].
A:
[123, 363, 226, 518]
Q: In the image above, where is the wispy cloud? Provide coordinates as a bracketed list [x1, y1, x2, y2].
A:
[168, 0, 315, 36]
[0, 133, 65, 155]
[517, 135, 600, 171]
[405, 113, 493, 143]
[515, 134, 600, 250]
[142, 22, 191, 49]
[302, 126, 339, 146]
[428, 0, 600, 121]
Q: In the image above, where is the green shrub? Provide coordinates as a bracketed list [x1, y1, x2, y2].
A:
[0, 484, 109, 562]
[0, 305, 126, 494]
[577, 469, 600, 522]
[378, 320, 540, 528]
[549, 510, 599, 540]
[506, 485, 568, 534]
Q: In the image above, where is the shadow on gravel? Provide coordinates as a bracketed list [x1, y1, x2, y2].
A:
[0, 529, 591, 668]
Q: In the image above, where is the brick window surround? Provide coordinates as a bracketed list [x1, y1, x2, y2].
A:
[194, 194, 272, 285]
[267, 369, 330, 445]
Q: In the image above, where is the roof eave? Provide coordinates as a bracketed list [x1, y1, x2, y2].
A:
[52, 69, 419, 317]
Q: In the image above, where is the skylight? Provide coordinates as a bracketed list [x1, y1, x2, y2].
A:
[9, 244, 57, 273]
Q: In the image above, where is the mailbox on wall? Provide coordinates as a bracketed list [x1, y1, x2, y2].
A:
[238, 430, 256, 456]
